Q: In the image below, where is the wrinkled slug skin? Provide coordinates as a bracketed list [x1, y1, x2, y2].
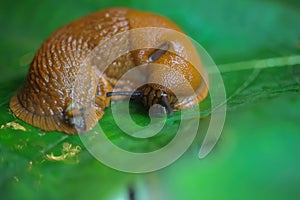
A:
[9, 7, 208, 134]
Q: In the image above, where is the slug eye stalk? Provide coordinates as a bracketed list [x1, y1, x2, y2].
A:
[106, 91, 144, 97]
[148, 41, 171, 62]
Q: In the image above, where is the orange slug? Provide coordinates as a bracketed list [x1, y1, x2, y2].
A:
[9, 7, 208, 134]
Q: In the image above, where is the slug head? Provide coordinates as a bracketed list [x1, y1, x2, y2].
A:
[107, 40, 208, 116]
[107, 84, 176, 116]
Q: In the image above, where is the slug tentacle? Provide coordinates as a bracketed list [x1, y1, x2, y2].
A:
[106, 87, 175, 116]
[161, 95, 174, 116]
[148, 41, 171, 62]
[106, 91, 144, 97]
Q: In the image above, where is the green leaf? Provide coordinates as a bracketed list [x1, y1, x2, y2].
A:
[1, 0, 300, 199]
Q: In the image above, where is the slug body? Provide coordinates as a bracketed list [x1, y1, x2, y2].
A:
[10, 8, 208, 134]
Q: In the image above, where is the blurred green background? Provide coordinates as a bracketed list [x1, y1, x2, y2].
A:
[0, 0, 300, 199]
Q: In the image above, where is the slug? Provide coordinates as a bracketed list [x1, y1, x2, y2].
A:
[10, 7, 208, 134]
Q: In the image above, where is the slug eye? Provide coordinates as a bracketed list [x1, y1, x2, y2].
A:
[148, 41, 171, 62]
